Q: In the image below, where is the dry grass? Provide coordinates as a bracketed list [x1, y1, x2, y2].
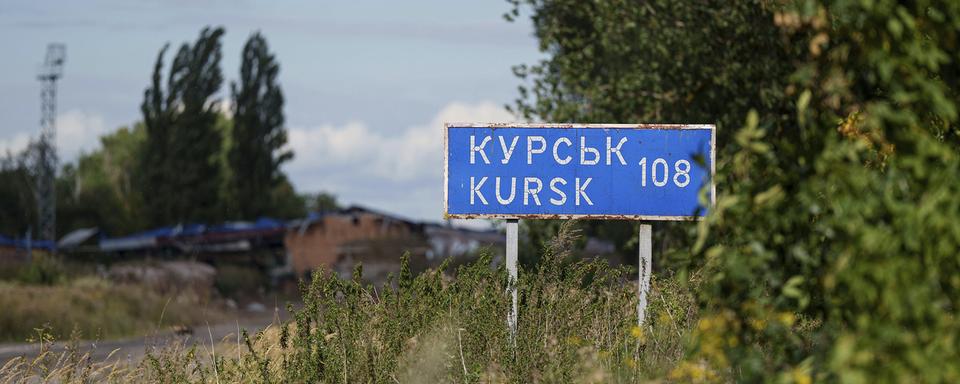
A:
[0, 224, 696, 382]
[0, 277, 218, 343]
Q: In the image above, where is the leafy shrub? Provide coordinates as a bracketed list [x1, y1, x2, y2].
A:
[674, 1, 960, 382]
[509, 0, 960, 381]
[14, 253, 66, 285]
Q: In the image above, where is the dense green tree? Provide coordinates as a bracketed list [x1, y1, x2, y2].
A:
[227, 32, 292, 220]
[514, 0, 960, 381]
[310, 192, 340, 213]
[55, 114, 303, 235]
[507, 0, 794, 145]
[0, 152, 36, 237]
[269, 177, 307, 219]
[681, 1, 960, 381]
[56, 164, 115, 235]
[57, 124, 147, 236]
[140, 26, 226, 226]
[6, 27, 309, 237]
[3, 131, 147, 239]
[507, 0, 796, 264]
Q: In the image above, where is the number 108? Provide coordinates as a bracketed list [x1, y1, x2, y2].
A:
[638, 158, 691, 188]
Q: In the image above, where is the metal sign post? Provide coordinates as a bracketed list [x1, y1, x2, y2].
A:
[637, 223, 652, 326]
[505, 219, 519, 342]
[443, 123, 715, 338]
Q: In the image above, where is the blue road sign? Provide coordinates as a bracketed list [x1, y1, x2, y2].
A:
[444, 123, 715, 220]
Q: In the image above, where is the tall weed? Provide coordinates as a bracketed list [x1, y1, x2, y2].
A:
[1, 223, 694, 382]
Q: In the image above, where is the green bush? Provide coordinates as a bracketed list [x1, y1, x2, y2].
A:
[15, 254, 66, 285]
[674, 1, 960, 382]
[0, 253, 70, 285]
[508, 0, 960, 381]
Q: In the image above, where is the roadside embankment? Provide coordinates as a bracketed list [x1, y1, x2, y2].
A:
[0, 276, 219, 343]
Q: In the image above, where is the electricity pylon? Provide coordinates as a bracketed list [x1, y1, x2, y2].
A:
[35, 43, 65, 245]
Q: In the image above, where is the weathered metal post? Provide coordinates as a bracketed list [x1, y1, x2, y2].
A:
[637, 223, 652, 327]
[506, 218, 519, 343]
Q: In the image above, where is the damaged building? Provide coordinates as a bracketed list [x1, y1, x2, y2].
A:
[284, 206, 503, 283]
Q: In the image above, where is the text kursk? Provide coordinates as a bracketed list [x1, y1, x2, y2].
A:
[466, 134, 692, 206]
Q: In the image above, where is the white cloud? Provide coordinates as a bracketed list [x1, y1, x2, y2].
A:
[57, 109, 108, 160]
[0, 132, 31, 158]
[285, 100, 516, 224]
[0, 109, 108, 161]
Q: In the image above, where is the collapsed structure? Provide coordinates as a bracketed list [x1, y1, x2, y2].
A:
[42, 205, 503, 285]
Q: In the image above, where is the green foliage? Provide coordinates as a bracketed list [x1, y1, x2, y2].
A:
[687, 115, 960, 382]
[507, 0, 797, 260]
[140, 26, 227, 226]
[0, 153, 35, 236]
[506, 0, 793, 146]
[308, 191, 341, 213]
[3, 27, 305, 234]
[0, 253, 66, 285]
[12, 253, 66, 285]
[268, 178, 307, 219]
[57, 124, 148, 235]
[671, 1, 960, 382]
[513, 0, 960, 381]
[227, 32, 293, 220]
[133, 27, 304, 226]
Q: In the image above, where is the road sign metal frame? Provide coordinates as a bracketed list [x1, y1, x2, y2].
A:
[443, 122, 716, 221]
[443, 122, 716, 339]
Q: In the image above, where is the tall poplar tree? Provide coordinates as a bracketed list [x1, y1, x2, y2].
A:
[0, 150, 36, 237]
[140, 26, 226, 226]
[227, 32, 292, 219]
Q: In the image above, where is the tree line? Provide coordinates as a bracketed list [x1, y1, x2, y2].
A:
[0, 26, 337, 238]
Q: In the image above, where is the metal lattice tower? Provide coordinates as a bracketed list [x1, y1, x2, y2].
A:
[36, 43, 65, 244]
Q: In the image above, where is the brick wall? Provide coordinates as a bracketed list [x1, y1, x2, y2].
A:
[284, 212, 419, 278]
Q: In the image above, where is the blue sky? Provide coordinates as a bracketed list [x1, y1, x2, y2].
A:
[0, 0, 541, 223]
